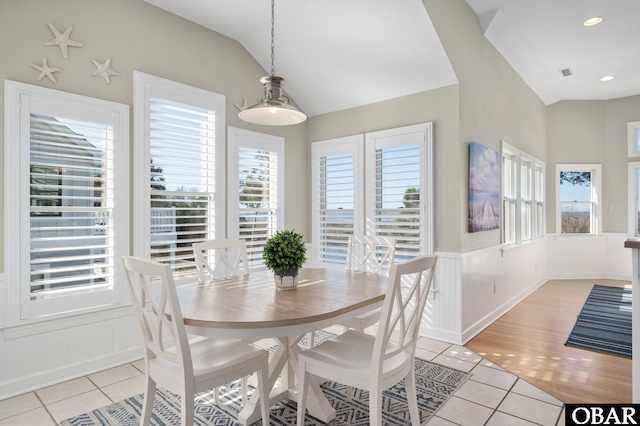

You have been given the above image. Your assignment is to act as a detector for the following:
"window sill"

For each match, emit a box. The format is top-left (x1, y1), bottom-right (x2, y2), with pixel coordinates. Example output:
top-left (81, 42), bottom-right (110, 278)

top-left (2, 304), bottom-right (134, 340)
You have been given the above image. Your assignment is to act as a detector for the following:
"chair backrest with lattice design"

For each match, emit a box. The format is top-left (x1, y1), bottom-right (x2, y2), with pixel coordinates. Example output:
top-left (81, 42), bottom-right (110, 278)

top-left (372, 255), bottom-right (436, 371)
top-left (345, 235), bottom-right (396, 277)
top-left (122, 256), bottom-right (193, 378)
top-left (193, 239), bottom-right (249, 281)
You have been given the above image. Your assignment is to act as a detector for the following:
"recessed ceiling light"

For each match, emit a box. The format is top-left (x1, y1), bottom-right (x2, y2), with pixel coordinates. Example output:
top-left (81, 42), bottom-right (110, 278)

top-left (600, 75), bottom-right (615, 82)
top-left (583, 16), bottom-right (603, 26)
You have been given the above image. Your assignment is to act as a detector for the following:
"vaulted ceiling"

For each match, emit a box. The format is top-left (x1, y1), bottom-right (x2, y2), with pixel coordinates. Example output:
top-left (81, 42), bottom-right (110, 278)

top-left (144, 0), bottom-right (640, 117)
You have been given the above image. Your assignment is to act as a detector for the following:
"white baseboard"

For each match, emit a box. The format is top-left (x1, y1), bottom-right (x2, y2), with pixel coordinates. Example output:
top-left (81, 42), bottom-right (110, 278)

top-left (0, 347), bottom-right (143, 400)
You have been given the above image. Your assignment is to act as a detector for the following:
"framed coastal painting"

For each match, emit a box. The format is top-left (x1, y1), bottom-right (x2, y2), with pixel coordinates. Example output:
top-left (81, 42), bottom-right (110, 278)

top-left (469, 142), bottom-right (500, 233)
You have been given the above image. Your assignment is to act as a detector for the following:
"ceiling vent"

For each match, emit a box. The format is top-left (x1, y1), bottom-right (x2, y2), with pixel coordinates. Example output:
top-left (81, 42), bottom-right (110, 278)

top-left (560, 68), bottom-right (573, 77)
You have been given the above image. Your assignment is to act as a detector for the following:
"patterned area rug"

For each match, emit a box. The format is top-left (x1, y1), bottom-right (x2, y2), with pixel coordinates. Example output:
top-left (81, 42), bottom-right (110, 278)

top-left (61, 346), bottom-right (468, 425)
top-left (565, 284), bottom-right (632, 358)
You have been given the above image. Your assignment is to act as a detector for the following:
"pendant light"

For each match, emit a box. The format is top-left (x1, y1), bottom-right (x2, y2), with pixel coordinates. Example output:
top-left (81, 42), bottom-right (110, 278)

top-left (238, 0), bottom-right (307, 126)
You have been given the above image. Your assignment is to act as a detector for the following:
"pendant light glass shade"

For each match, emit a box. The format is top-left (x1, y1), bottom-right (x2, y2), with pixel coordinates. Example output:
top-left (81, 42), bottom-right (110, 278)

top-left (238, 76), bottom-right (307, 126)
top-left (238, 0), bottom-right (306, 126)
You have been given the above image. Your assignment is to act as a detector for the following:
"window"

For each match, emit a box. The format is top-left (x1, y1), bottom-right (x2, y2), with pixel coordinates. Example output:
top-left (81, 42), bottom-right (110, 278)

top-left (134, 72), bottom-right (225, 280)
top-left (628, 162), bottom-right (640, 235)
top-left (311, 135), bottom-right (364, 267)
top-left (366, 125), bottom-right (433, 260)
top-left (501, 142), bottom-right (517, 244)
top-left (227, 127), bottom-right (284, 269)
top-left (520, 152), bottom-right (533, 242)
top-left (628, 121), bottom-right (640, 158)
top-left (311, 123), bottom-right (433, 267)
top-left (533, 159), bottom-right (545, 238)
top-left (556, 164), bottom-right (601, 235)
top-left (501, 141), bottom-right (545, 244)
top-left (4, 81), bottom-right (129, 324)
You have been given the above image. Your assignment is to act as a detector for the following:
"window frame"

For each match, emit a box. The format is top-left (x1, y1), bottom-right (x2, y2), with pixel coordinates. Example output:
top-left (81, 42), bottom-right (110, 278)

top-left (628, 121), bottom-right (640, 158)
top-left (501, 141), bottom-right (544, 246)
top-left (310, 123), bottom-right (433, 268)
top-left (4, 80), bottom-right (129, 325)
top-left (227, 126), bottom-right (284, 270)
top-left (133, 72), bottom-right (226, 281)
top-left (365, 123), bottom-right (433, 259)
top-left (628, 161), bottom-right (640, 236)
top-left (533, 158), bottom-right (546, 239)
top-left (555, 164), bottom-right (602, 236)
top-left (311, 135), bottom-right (365, 269)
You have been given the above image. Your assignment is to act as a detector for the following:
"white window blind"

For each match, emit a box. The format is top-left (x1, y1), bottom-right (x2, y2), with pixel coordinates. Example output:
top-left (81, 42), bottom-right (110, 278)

top-left (312, 135), bottom-right (364, 269)
top-left (237, 146), bottom-right (279, 267)
top-left (227, 127), bottom-right (284, 270)
top-left (318, 152), bottom-right (356, 265)
top-left (134, 72), bottom-right (225, 281)
top-left (4, 81), bottom-right (129, 324)
top-left (149, 98), bottom-right (217, 277)
top-left (29, 115), bottom-right (115, 301)
top-left (366, 124), bottom-right (432, 261)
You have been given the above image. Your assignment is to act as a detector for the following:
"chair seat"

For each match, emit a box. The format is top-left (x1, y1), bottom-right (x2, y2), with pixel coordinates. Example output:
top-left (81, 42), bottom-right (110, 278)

top-left (298, 330), bottom-right (410, 382)
top-left (150, 338), bottom-right (268, 387)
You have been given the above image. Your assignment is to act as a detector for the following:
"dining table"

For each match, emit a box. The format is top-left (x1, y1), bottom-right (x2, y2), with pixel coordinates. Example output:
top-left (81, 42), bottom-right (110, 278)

top-left (175, 267), bottom-right (388, 425)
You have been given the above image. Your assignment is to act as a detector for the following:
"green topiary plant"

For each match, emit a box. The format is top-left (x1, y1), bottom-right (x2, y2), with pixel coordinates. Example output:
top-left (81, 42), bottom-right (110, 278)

top-left (262, 229), bottom-right (307, 276)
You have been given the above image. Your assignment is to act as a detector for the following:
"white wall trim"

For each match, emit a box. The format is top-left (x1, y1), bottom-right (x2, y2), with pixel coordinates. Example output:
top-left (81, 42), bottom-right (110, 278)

top-left (0, 346), bottom-right (142, 400)
top-left (2, 306), bottom-right (134, 340)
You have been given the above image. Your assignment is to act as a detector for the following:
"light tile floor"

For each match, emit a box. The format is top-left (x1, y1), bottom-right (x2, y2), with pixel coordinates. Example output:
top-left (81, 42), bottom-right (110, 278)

top-left (0, 329), bottom-right (566, 425)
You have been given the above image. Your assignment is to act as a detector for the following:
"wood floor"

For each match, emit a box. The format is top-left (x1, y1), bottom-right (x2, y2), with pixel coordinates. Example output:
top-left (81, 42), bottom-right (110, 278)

top-left (464, 279), bottom-right (632, 404)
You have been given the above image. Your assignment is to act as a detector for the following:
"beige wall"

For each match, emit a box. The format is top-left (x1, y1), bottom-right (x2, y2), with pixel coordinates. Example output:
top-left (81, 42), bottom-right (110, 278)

top-left (0, 0), bottom-right (310, 272)
top-left (547, 96), bottom-right (640, 233)
top-left (307, 85), bottom-right (461, 253)
top-left (426, 0), bottom-right (547, 252)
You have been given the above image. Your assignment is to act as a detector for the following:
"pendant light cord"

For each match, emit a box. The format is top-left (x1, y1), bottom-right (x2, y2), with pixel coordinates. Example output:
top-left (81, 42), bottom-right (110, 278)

top-left (270, 0), bottom-right (276, 76)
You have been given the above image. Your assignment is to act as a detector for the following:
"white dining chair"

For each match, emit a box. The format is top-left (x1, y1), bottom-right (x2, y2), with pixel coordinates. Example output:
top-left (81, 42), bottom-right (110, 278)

top-left (122, 256), bottom-right (270, 426)
top-left (192, 239), bottom-right (253, 405)
top-left (296, 255), bottom-right (437, 426)
top-left (193, 239), bottom-right (249, 282)
top-left (338, 235), bottom-right (396, 332)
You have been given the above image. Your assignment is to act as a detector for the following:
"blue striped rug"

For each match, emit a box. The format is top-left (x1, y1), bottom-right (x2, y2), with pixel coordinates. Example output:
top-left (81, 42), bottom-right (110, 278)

top-left (565, 284), bottom-right (632, 358)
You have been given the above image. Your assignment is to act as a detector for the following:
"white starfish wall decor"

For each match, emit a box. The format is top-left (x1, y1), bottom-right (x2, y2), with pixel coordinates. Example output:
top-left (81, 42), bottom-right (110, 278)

top-left (30, 57), bottom-right (61, 83)
top-left (44, 23), bottom-right (83, 59)
top-left (92, 58), bottom-right (119, 83)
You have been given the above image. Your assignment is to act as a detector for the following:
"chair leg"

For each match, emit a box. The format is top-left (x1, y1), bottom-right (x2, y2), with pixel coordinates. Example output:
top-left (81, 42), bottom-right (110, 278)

top-left (369, 383), bottom-right (383, 426)
top-left (181, 386), bottom-right (195, 426)
top-left (257, 359), bottom-right (270, 425)
top-left (405, 368), bottom-right (420, 426)
top-left (141, 376), bottom-right (156, 426)
top-left (214, 386), bottom-right (220, 405)
top-left (241, 376), bottom-right (248, 405)
top-left (296, 361), bottom-right (310, 426)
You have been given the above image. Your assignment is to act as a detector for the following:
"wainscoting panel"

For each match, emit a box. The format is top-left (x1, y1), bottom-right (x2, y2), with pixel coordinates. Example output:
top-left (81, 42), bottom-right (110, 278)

top-left (0, 309), bottom-right (142, 400)
top-left (547, 233), bottom-right (631, 280)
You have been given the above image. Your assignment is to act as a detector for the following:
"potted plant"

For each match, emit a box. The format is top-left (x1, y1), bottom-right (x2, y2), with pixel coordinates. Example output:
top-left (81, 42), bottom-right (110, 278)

top-left (262, 229), bottom-right (307, 290)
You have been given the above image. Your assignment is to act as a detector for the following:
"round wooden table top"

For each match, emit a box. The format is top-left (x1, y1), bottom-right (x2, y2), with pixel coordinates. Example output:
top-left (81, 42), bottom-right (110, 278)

top-left (176, 268), bottom-right (387, 330)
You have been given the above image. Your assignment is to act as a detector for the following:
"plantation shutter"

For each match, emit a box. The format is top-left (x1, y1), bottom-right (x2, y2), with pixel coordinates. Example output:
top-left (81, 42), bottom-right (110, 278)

top-left (6, 82), bottom-right (129, 323)
top-left (318, 152), bottom-right (357, 265)
top-left (237, 146), bottom-right (280, 267)
top-left (148, 97), bottom-right (217, 278)
top-left (29, 114), bottom-right (115, 302)
top-left (312, 136), bottom-right (364, 268)
top-left (366, 124), bottom-right (432, 261)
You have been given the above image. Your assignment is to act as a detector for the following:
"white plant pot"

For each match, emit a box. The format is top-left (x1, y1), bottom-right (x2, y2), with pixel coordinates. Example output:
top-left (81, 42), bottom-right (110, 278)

top-left (274, 270), bottom-right (298, 290)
